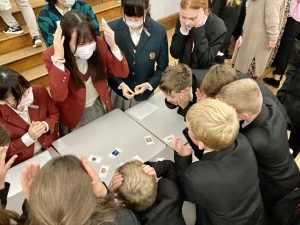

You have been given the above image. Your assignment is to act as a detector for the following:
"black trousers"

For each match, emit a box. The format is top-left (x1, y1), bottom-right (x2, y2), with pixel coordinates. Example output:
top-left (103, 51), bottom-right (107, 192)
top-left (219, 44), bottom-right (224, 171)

top-left (273, 17), bottom-right (300, 75)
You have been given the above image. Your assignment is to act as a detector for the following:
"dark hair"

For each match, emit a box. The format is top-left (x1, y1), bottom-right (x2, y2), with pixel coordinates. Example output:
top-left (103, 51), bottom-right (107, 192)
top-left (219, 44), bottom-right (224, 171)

top-left (45, 0), bottom-right (58, 4)
top-left (0, 66), bottom-right (30, 107)
top-left (121, 0), bottom-right (149, 17)
top-left (60, 11), bottom-right (106, 89)
top-left (0, 125), bottom-right (10, 146)
top-left (0, 208), bottom-right (23, 225)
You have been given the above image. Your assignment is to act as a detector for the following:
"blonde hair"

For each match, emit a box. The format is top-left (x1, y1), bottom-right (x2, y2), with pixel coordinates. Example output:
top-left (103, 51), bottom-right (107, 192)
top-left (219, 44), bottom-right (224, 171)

top-left (159, 64), bottom-right (193, 95)
top-left (219, 79), bottom-right (263, 115)
top-left (116, 160), bottom-right (157, 212)
top-left (200, 64), bottom-right (238, 97)
top-left (186, 99), bottom-right (239, 150)
top-left (226, 0), bottom-right (241, 6)
top-left (180, 0), bottom-right (209, 10)
top-left (27, 155), bottom-right (117, 225)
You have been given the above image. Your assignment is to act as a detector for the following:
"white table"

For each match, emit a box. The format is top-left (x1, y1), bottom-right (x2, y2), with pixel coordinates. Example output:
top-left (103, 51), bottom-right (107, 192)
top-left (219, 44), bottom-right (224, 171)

top-left (6, 147), bottom-right (59, 214)
top-left (126, 92), bottom-right (187, 159)
top-left (52, 109), bottom-right (166, 183)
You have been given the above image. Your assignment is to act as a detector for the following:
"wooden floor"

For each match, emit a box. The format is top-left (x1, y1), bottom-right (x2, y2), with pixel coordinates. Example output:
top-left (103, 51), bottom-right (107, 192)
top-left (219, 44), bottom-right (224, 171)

top-left (166, 28), bottom-right (300, 168)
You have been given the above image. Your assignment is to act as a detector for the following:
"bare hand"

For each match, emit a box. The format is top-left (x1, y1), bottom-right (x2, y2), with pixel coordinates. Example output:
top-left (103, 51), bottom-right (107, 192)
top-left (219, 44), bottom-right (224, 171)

top-left (101, 21), bottom-right (118, 52)
top-left (194, 8), bottom-right (206, 28)
top-left (81, 156), bottom-right (107, 198)
top-left (141, 164), bottom-right (157, 178)
top-left (178, 93), bottom-right (190, 109)
top-left (0, 146), bottom-right (17, 189)
top-left (20, 163), bottom-right (40, 200)
top-left (170, 137), bottom-right (193, 157)
top-left (268, 39), bottom-right (277, 49)
top-left (108, 172), bottom-right (123, 193)
top-left (53, 25), bottom-right (65, 59)
top-left (28, 121), bottom-right (45, 140)
top-left (235, 36), bottom-right (243, 48)
top-left (121, 83), bottom-right (135, 99)
top-left (134, 83), bottom-right (150, 95)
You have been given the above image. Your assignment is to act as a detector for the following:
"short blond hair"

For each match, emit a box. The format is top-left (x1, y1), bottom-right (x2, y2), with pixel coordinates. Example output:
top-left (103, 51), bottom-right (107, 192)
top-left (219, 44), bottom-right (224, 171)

top-left (186, 99), bottom-right (239, 150)
top-left (116, 160), bottom-right (157, 212)
top-left (159, 64), bottom-right (193, 95)
top-left (200, 64), bottom-right (238, 97)
top-left (219, 79), bottom-right (263, 115)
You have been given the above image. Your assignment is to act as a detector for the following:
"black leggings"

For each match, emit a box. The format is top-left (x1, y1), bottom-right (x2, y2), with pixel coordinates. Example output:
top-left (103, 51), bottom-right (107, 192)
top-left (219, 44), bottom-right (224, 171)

top-left (273, 17), bottom-right (300, 75)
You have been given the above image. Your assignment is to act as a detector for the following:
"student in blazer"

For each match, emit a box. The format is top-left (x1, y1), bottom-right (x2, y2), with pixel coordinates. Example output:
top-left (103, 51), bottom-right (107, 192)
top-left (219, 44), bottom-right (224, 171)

top-left (0, 67), bottom-right (59, 165)
top-left (42, 11), bottom-right (128, 134)
top-left (108, 0), bottom-right (168, 109)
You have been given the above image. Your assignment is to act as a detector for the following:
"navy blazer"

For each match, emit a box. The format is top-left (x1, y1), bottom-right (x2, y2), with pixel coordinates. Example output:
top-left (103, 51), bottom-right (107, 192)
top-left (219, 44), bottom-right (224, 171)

top-left (108, 17), bottom-right (169, 101)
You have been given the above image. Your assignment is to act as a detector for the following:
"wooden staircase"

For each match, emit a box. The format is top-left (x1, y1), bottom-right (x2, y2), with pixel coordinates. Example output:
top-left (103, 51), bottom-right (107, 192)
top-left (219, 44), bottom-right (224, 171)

top-left (0, 0), bottom-right (123, 86)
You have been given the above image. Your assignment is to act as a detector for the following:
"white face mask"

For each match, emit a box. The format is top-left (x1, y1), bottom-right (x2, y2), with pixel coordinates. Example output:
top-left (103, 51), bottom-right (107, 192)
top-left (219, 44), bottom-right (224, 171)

top-left (17, 87), bottom-right (34, 110)
top-left (74, 42), bottom-right (97, 60)
top-left (59, 0), bottom-right (75, 8)
top-left (123, 17), bottom-right (144, 28)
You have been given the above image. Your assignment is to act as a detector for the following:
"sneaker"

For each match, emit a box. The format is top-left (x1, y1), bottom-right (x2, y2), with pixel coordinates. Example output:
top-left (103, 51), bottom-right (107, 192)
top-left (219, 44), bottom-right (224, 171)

top-left (263, 77), bottom-right (280, 88)
top-left (3, 25), bottom-right (24, 35)
top-left (32, 36), bottom-right (42, 48)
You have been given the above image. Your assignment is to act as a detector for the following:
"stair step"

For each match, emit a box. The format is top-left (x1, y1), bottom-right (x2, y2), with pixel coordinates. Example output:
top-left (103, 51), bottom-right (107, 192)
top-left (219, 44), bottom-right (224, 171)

top-left (21, 64), bottom-right (49, 86)
top-left (0, 0), bottom-right (117, 30)
top-left (0, 25), bottom-right (33, 55)
top-left (0, 45), bottom-right (46, 72)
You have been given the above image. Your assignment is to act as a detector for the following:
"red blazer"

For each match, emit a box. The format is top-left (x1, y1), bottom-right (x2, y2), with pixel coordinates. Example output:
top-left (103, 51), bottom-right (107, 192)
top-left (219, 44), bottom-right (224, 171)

top-left (43, 35), bottom-right (129, 129)
top-left (0, 85), bottom-right (59, 165)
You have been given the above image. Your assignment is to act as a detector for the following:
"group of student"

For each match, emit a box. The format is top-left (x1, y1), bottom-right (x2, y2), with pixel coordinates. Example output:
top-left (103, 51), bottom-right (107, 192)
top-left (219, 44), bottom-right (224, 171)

top-left (0, 0), bottom-right (299, 224)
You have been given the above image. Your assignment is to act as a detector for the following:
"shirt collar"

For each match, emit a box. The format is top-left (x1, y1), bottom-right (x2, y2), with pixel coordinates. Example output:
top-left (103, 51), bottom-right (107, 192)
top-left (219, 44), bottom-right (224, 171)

top-left (7, 104), bottom-right (29, 115)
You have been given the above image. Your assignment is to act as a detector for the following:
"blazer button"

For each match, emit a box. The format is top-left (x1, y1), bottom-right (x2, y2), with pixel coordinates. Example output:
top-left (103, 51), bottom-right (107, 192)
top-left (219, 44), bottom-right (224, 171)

top-left (132, 72), bottom-right (135, 75)
top-left (106, 101), bottom-right (109, 104)
top-left (42, 142), bottom-right (46, 146)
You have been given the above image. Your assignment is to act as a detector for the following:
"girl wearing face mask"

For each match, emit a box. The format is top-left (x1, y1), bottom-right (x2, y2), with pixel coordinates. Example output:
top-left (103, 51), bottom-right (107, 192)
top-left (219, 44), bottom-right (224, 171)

top-left (0, 66), bottom-right (59, 165)
top-left (38, 0), bottom-right (100, 47)
top-left (108, 0), bottom-right (168, 110)
top-left (43, 11), bottom-right (129, 135)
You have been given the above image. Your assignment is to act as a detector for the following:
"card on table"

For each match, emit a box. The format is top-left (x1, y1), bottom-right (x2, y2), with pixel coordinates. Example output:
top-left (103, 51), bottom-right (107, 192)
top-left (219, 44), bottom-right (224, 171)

top-left (164, 134), bottom-right (175, 144)
top-left (144, 135), bottom-right (154, 145)
top-left (88, 155), bottom-right (102, 164)
top-left (99, 165), bottom-right (109, 178)
top-left (109, 147), bottom-right (123, 159)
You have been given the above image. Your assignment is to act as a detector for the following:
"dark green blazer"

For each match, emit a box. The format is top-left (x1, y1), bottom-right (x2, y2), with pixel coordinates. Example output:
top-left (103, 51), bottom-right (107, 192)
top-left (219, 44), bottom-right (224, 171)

top-left (108, 17), bottom-right (168, 101)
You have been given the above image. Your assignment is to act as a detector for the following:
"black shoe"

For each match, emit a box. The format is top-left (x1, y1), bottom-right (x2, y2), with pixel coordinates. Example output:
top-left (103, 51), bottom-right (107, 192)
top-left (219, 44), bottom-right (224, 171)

top-left (3, 25), bottom-right (24, 35)
top-left (32, 36), bottom-right (42, 48)
top-left (263, 77), bottom-right (280, 88)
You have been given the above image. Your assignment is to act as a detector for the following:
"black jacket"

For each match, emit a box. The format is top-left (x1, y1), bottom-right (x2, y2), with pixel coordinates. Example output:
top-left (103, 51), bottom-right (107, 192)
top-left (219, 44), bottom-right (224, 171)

top-left (241, 97), bottom-right (300, 212)
top-left (137, 160), bottom-right (185, 225)
top-left (175, 134), bottom-right (265, 225)
top-left (170, 12), bottom-right (227, 69)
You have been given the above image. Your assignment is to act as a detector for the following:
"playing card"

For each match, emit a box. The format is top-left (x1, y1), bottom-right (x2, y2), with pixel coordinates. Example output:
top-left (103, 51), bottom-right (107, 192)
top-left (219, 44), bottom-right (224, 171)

top-left (131, 155), bottom-right (144, 162)
top-left (164, 134), bottom-right (175, 144)
top-left (144, 135), bottom-right (154, 145)
top-left (88, 155), bottom-right (102, 164)
top-left (109, 147), bottom-right (123, 158)
top-left (99, 165), bottom-right (109, 178)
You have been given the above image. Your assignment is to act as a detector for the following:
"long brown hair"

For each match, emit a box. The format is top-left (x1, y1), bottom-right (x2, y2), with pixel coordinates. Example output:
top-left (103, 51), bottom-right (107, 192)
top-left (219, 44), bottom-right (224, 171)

top-left (60, 11), bottom-right (106, 89)
top-left (0, 208), bottom-right (23, 225)
top-left (27, 155), bottom-right (118, 225)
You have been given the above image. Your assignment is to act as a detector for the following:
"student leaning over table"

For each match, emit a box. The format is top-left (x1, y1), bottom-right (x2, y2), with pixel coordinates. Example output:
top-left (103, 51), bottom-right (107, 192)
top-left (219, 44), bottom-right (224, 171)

top-left (42, 10), bottom-right (129, 136)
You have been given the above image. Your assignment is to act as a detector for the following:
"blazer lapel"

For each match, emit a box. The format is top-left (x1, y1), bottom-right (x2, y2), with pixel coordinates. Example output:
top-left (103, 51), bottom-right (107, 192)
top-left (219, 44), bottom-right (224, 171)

top-left (135, 18), bottom-right (152, 57)
top-left (0, 105), bottom-right (29, 130)
top-left (28, 104), bottom-right (40, 123)
top-left (120, 21), bottom-right (135, 60)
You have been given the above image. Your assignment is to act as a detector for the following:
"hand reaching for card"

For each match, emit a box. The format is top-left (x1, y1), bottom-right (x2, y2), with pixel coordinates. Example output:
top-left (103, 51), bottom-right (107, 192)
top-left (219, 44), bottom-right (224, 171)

top-left (170, 137), bottom-right (193, 157)
top-left (20, 163), bottom-right (40, 200)
top-left (81, 156), bottom-right (107, 198)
